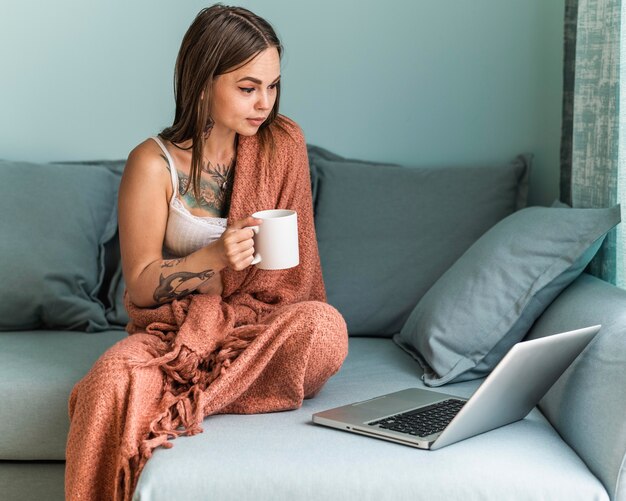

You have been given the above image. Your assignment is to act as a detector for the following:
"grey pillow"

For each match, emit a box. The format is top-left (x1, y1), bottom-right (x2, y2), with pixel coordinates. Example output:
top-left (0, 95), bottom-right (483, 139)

top-left (393, 205), bottom-right (621, 386)
top-left (0, 160), bottom-right (119, 331)
top-left (313, 154), bottom-right (531, 336)
top-left (307, 144), bottom-right (398, 215)
top-left (55, 159), bottom-right (128, 328)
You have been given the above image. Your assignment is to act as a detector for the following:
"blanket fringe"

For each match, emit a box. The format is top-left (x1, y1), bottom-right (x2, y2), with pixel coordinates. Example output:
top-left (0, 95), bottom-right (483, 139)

top-left (121, 326), bottom-right (260, 494)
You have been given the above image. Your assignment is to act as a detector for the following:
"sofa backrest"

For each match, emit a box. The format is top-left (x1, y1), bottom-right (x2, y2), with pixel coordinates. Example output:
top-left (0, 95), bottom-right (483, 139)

top-left (308, 146), bottom-right (530, 337)
top-left (0, 149), bottom-right (530, 334)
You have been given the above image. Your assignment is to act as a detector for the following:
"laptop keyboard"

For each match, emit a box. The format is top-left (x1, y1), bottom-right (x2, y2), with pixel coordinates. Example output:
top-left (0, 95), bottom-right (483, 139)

top-left (368, 398), bottom-right (466, 438)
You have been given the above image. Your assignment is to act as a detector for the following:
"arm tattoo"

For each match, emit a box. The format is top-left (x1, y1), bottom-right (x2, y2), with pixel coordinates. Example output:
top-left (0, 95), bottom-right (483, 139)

top-left (153, 269), bottom-right (215, 304)
top-left (161, 258), bottom-right (186, 268)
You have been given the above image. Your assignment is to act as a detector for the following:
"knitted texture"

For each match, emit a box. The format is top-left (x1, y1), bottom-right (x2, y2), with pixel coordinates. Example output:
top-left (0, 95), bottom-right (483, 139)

top-left (65, 116), bottom-right (349, 500)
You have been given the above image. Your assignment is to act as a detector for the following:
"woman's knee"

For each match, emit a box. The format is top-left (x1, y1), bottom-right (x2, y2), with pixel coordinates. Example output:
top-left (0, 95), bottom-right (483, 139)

top-left (70, 334), bottom-right (158, 415)
top-left (302, 301), bottom-right (348, 349)
top-left (86, 335), bottom-right (154, 381)
top-left (298, 302), bottom-right (348, 395)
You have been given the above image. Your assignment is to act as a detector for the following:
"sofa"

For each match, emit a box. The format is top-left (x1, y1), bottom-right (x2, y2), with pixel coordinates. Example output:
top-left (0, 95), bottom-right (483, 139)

top-left (1, 144), bottom-right (625, 501)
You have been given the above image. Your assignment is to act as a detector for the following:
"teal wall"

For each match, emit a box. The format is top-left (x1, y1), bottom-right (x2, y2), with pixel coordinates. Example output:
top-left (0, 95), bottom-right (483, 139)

top-left (0, 0), bottom-right (564, 206)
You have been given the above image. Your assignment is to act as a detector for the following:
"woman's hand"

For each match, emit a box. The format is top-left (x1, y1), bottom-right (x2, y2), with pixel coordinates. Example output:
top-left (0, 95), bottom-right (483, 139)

top-left (215, 216), bottom-right (263, 271)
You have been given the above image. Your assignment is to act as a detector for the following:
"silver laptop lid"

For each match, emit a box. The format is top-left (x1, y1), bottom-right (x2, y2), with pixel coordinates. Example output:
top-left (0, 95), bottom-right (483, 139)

top-left (431, 324), bottom-right (600, 449)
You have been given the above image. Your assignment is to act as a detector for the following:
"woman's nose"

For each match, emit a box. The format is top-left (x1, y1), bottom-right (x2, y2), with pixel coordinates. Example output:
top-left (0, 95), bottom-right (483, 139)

top-left (256, 91), bottom-right (271, 110)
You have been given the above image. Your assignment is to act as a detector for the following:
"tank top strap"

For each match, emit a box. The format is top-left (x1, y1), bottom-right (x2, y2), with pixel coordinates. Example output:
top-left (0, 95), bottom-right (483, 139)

top-left (150, 136), bottom-right (179, 203)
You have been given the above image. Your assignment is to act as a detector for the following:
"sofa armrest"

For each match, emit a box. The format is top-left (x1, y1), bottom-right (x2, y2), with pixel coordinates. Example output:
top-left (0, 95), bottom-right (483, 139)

top-left (525, 273), bottom-right (626, 500)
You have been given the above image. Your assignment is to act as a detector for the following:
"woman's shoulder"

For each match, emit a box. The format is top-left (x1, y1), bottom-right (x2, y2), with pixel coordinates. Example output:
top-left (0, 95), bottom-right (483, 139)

top-left (125, 137), bottom-right (171, 177)
top-left (269, 114), bottom-right (306, 146)
top-left (121, 138), bottom-right (172, 197)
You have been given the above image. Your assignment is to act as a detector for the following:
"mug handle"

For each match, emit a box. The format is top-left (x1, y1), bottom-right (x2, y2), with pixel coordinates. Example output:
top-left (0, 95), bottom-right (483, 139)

top-left (249, 225), bottom-right (261, 265)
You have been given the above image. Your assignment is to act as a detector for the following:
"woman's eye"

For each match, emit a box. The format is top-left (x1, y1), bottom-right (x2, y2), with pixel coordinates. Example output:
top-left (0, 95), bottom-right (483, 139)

top-left (240, 87), bottom-right (254, 94)
top-left (269, 83), bottom-right (278, 90)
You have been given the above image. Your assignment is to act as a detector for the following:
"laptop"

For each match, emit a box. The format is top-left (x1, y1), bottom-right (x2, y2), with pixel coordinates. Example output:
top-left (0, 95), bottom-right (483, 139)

top-left (312, 325), bottom-right (600, 450)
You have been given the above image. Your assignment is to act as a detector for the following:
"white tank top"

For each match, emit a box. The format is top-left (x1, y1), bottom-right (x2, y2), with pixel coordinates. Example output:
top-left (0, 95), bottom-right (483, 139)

top-left (150, 136), bottom-right (228, 258)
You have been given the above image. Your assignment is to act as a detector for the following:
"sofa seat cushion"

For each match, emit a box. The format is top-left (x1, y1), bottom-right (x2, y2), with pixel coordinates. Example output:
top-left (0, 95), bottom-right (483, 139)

top-left (134, 338), bottom-right (608, 501)
top-left (0, 330), bottom-right (127, 459)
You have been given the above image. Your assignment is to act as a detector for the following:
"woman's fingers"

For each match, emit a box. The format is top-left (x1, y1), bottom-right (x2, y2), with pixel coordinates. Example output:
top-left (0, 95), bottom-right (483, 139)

top-left (223, 231), bottom-right (254, 254)
top-left (228, 246), bottom-right (256, 271)
top-left (221, 216), bottom-right (262, 270)
top-left (223, 217), bottom-right (262, 244)
top-left (230, 216), bottom-right (263, 231)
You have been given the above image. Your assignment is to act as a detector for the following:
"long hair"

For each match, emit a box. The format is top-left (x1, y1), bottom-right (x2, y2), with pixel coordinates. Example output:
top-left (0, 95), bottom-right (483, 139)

top-left (160, 4), bottom-right (284, 201)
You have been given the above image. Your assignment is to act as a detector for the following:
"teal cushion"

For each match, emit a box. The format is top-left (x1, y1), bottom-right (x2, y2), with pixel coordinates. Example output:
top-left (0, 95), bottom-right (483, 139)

top-left (0, 160), bottom-right (120, 331)
top-left (394, 205), bottom-right (621, 386)
top-left (313, 154), bottom-right (530, 336)
top-left (307, 144), bottom-right (398, 208)
top-left (525, 273), bottom-right (626, 501)
top-left (52, 159), bottom-right (127, 326)
top-left (134, 338), bottom-right (607, 501)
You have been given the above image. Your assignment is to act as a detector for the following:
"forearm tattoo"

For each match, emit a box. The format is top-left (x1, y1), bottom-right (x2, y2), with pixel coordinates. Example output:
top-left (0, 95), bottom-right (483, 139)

top-left (153, 265), bottom-right (215, 304)
top-left (161, 257), bottom-right (185, 268)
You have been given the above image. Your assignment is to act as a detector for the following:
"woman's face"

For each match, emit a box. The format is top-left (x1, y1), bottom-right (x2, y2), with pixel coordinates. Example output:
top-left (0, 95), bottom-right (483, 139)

top-left (210, 47), bottom-right (281, 137)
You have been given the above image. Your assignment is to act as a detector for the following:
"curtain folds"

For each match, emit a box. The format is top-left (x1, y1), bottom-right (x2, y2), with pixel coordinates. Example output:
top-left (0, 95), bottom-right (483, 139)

top-left (560, 0), bottom-right (623, 285)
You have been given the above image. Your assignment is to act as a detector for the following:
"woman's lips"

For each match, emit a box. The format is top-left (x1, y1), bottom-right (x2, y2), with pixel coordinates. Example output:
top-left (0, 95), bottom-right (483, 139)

top-left (247, 117), bottom-right (265, 126)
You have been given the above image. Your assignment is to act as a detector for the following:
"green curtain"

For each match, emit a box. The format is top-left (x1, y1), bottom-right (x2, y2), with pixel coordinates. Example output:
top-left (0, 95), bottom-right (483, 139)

top-left (560, 0), bottom-right (624, 286)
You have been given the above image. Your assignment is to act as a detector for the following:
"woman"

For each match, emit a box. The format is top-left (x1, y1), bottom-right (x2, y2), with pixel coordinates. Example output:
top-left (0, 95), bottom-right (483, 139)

top-left (65, 5), bottom-right (348, 500)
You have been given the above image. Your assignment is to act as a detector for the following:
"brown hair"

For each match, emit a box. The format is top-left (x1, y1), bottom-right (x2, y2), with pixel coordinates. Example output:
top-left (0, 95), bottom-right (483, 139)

top-left (160, 4), bottom-right (284, 201)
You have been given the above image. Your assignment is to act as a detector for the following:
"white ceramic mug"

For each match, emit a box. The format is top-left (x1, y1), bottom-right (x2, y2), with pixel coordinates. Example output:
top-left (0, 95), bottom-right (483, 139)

top-left (250, 209), bottom-right (299, 270)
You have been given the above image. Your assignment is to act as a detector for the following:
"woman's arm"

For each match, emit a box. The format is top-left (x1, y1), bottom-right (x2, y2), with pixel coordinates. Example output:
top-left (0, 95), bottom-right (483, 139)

top-left (118, 141), bottom-right (261, 307)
